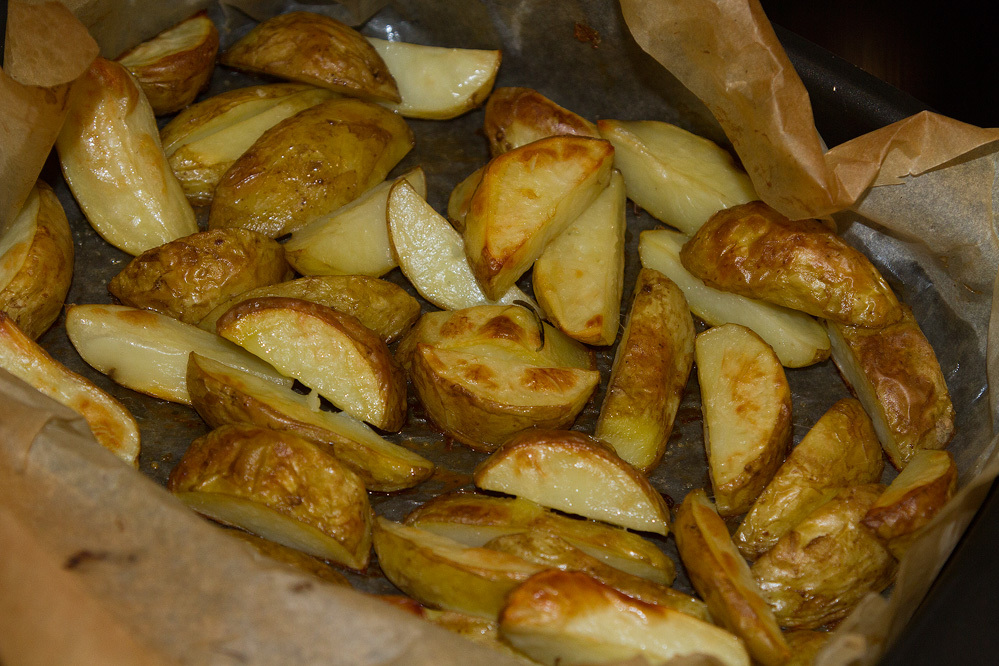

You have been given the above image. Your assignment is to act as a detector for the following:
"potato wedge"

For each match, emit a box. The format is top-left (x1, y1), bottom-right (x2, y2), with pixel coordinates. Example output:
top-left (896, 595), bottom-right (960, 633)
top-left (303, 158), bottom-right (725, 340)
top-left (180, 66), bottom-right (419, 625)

top-left (220, 11), bottom-right (399, 102)
top-left (0, 312), bottom-right (139, 466)
top-left (595, 268), bottom-right (694, 471)
top-left (735, 398), bottom-right (884, 560)
top-left (445, 166), bottom-right (483, 233)
top-left (0, 181), bottom-right (74, 340)
top-left (597, 119), bottom-right (757, 235)
top-left (209, 98), bottom-right (413, 238)
top-left (463, 135), bottom-right (615, 300)
top-left (640, 228), bottom-right (830, 368)
top-left (216, 297), bottom-right (406, 431)
top-left (483, 87), bottom-right (599, 157)
top-left (680, 201), bottom-right (903, 328)
top-left (168, 423), bottom-right (372, 570)
top-left (752, 484), bottom-right (895, 629)
top-left (108, 229), bottom-right (291, 324)
top-left (56, 57), bottom-right (197, 255)
top-left (696, 324), bottom-right (792, 516)
top-left (825, 306), bottom-right (955, 469)
top-left (474, 429), bottom-right (671, 535)
top-left (372, 517), bottom-right (543, 619)
top-left (226, 529), bottom-right (352, 587)
top-left (116, 11), bottom-right (218, 115)
top-left (499, 570), bottom-right (750, 666)
top-left (65, 304), bottom-right (291, 405)
top-left (784, 630), bottom-right (829, 666)
top-left (533, 170), bottom-right (626, 346)
top-left (674, 489), bottom-right (791, 666)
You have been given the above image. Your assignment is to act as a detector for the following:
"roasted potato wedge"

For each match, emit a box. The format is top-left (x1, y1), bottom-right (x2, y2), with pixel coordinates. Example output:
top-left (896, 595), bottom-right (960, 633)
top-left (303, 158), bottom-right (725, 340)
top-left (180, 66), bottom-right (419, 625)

top-left (226, 529), bottom-right (352, 587)
top-left (445, 166), bottom-right (483, 233)
top-left (499, 570), bottom-right (750, 666)
top-left (696, 324), bottom-right (792, 516)
top-left (751, 484), bottom-right (895, 630)
top-left (680, 201), bottom-right (903, 328)
top-left (216, 297), bottom-right (406, 431)
top-left (220, 11), bottom-right (399, 102)
top-left (735, 398), bottom-right (884, 560)
top-left (168, 423), bottom-right (372, 570)
top-left (187, 353), bottom-right (433, 492)
top-left (209, 98), bottom-right (413, 238)
top-left (0, 312), bottom-right (139, 466)
top-left (65, 304), bottom-right (291, 405)
top-left (533, 170), bottom-right (626, 346)
top-left (474, 429), bottom-right (671, 535)
top-left (116, 11), bottom-right (218, 115)
top-left (56, 57), bottom-right (197, 255)
top-left (594, 268), bottom-right (694, 472)
top-left (597, 119), bottom-right (757, 235)
top-left (463, 135), bottom-right (615, 300)
top-left (674, 489), bottom-right (791, 666)
top-left (784, 630), bottom-right (829, 666)
top-left (108, 229), bottom-right (291, 324)
top-left (483, 87), bottom-right (599, 157)
top-left (0, 181), bottom-right (74, 340)
top-left (825, 306), bottom-right (955, 469)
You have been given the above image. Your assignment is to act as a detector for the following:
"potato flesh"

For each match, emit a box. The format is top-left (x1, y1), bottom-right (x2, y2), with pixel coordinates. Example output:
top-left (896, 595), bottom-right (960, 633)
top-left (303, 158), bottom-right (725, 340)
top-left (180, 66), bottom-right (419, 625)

top-left (446, 166), bottom-right (484, 232)
top-left (483, 87), bottom-right (600, 157)
top-left (226, 529), bottom-right (352, 587)
top-left (0, 189), bottom-right (36, 292)
top-left (117, 13), bottom-right (215, 67)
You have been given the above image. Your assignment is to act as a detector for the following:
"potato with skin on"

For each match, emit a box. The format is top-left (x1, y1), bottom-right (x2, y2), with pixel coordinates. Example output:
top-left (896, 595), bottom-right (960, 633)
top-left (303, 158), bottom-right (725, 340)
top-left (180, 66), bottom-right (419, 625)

top-left (680, 201), bottom-right (903, 328)
top-left (168, 423), bottom-right (372, 570)
top-left (220, 11), bottom-right (400, 102)
top-left (674, 489), bottom-right (791, 666)
top-left (595, 268), bottom-right (694, 471)
top-left (226, 529), bottom-right (352, 587)
top-left (735, 398), bottom-right (884, 561)
top-left (696, 324), bottom-right (792, 517)
top-left (483, 87), bottom-right (600, 157)
top-left (784, 630), bottom-right (829, 666)
top-left (446, 166), bottom-right (483, 233)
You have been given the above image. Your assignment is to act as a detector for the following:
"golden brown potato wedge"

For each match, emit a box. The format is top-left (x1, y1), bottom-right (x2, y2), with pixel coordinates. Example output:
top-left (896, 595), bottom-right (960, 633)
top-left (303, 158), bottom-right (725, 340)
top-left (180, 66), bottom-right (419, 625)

top-left (209, 98), bottom-right (413, 238)
top-left (674, 489), bottom-right (791, 666)
top-left (784, 630), bottom-right (829, 666)
top-left (445, 166), bottom-right (483, 233)
top-left (168, 423), bottom-right (372, 570)
top-left (735, 398), bottom-right (884, 560)
top-left (483, 87), bottom-right (599, 157)
top-left (533, 170), bottom-right (626, 346)
top-left (825, 306), bottom-right (955, 469)
top-left (696, 324), bottom-right (792, 516)
top-left (216, 297), bottom-right (406, 431)
top-left (0, 181), bottom-right (74, 340)
top-left (187, 353), bottom-right (433, 492)
top-left (225, 529), bottom-right (352, 587)
top-left (594, 268), bottom-right (694, 472)
top-left (463, 135), bottom-right (615, 300)
top-left (56, 57), bottom-right (197, 255)
top-left (751, 484), bottom-right (895, 630)
top-left (108, 229), bottom-right (291, 324)
top-left (0, 312), bottom-right (140, 466)
top-left (498, 570), bottom-right (751, 666)
top-left (474, 429), bottom-right (671, 535)
top-left (220, 11), bottom-right (399, 102)
top-left (680, 201), bottom-right (903, 328)
top-left (116, 11), bottom-right (219, 115)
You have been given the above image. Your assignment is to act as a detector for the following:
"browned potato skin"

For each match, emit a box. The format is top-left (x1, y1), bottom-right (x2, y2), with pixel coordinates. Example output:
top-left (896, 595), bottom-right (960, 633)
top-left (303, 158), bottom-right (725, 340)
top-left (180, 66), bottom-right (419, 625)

top-left (226, 529), bottom-right (352, 587)
top-left (220, 11), bottom-right (400, 102)
top-left (0, 182), bottom-right (74, 340)
top-left (680, 201), bottom-right (902, 328)
top-left (751, 484), bottom-right (895, 630)
top-left (108, 229), bottom-right (292, 324)
top-left (483, 87), bottom-right (599, 157)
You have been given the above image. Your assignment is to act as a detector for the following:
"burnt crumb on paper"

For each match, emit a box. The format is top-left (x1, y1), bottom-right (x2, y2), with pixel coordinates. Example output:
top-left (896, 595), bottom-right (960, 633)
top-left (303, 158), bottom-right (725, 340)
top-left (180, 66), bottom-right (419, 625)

top-left (574, 22), bottom-right (601, 48)
top-left (290, 580), bottom-right (315, 594)
top-left (64, 549), bottom-right (141, 570)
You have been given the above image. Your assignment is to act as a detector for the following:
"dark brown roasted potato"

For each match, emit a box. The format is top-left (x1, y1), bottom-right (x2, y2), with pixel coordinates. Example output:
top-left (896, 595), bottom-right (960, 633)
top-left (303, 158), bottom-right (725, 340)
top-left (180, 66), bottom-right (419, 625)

top-left (483, 87), bottom-right (599, 157)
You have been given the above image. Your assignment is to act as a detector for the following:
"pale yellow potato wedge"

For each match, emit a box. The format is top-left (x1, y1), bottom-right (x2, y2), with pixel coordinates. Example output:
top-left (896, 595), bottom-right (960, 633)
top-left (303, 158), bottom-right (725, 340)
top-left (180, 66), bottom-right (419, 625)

top-left (674, 489), bottom-right (791, 666)
top-left (372, 517), bottom-right (543, 619)
top-left (474, 429), bottom-right (671, 535)
top-left (0, 313), bottom-right (139, 466)
top-left (168, 424), bottom-right (372, 570)
top-left (116, 11), bottom-right (218, 115)
top-left (446, 166), bottom-right (483, 232)
top-left (596, 118), bottom-right (757, 235)
top-left (56, 57), bottom-right (197, 255)
top-left (226, 529), bottom-right (352, 587)
top-left (595, 268), bottom-right (694, 472)
top-left (640, 228), bottom-right (830, 367)
top-left (284, 168), bottom-right (426, 278)
top-left (216, 297), bottom-right (406, 431)
top-left (65, 304), bottom-right (291, 405)
top-left (696, 324), bottom-right (792, 516)
top-left (499, 570), bottom-right (750, 666)
top-left (735, 398), bottom-right (884, 560)
top-left (463, 135), bottom-right (615, 300)
top-left (367, 38), bottom-right (500, 119)
top-left (187, 353), bottom-right (433, 492)
top-left (533, 170), bottom-right (626, 346)
top-left (483, 87), bottom-right (599, 157)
